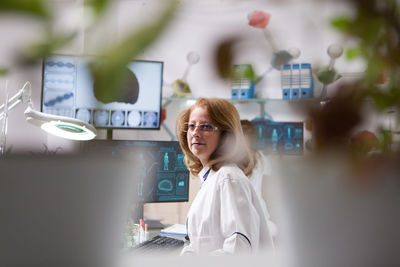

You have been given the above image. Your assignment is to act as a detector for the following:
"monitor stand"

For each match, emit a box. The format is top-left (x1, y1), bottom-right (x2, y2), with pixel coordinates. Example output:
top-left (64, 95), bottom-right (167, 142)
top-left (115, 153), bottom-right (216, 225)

top-left (107, 129), bottom-right (113, 140)
top-left (130, 203), bottom-right (165, 229)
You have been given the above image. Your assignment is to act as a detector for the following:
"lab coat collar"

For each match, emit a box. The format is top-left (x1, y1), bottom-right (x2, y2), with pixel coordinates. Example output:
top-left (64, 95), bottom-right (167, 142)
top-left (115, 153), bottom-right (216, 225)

top-left (198, 166), bottom-right (212, 188)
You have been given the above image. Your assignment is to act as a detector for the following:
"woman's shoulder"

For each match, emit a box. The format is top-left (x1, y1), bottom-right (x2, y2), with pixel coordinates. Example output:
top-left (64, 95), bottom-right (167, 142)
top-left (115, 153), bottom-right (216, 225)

top-left (215, 164), bottom-right (248, 182)
top-left (217, 163), bottom-right (241, 172)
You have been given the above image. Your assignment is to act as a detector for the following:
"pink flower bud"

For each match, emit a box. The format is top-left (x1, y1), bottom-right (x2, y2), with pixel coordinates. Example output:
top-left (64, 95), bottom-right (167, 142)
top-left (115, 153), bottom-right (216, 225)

top-left (248, 10), bottom-right (271, 29)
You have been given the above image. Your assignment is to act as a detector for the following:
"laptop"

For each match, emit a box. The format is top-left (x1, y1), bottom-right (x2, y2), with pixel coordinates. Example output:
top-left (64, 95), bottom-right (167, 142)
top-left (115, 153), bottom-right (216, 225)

top-left (0, 155), bottom-right (138, 267)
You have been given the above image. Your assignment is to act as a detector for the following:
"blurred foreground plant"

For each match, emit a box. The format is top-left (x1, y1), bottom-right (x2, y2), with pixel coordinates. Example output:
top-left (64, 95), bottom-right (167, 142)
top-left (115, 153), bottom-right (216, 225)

top-left (0, 0), bottom-right (178, 100)
top-left (303, 0), bottom-right (400, 159)
top-left (0, 0), bottom-right (110, 65)
top-left (326, 0), bottom-right (400, 154)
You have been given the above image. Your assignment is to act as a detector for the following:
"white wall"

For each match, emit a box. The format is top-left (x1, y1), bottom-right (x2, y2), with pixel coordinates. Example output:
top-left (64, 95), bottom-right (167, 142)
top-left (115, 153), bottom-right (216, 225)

top-left (0, 0), bottom-right (366, 154)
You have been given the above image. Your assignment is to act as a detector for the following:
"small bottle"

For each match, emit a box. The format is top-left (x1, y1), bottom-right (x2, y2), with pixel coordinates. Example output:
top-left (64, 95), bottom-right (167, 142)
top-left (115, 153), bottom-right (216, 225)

top-left (144, 223), bottom-right (149, 241)
top-left (139, 219), bottom-right (145, 243)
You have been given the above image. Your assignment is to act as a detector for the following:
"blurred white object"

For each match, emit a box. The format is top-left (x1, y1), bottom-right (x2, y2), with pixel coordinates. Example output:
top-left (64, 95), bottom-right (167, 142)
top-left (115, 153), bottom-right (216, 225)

top-left (327, 43), bottom-right (343, 70)
top-left (288, 47), bottom-right (301, 60)
top-left (272, 155), bottom-right (400, 266)
top-left (0, 155), bottom-right (137, 267)
top-left (187, 51), bottom-right (200, 65)
top-left (319, 44), bottom-right (344, 100)
top-left (249, 152), bottom-right (278, 238)
top-left (182, 51), bottom-right (200, 81)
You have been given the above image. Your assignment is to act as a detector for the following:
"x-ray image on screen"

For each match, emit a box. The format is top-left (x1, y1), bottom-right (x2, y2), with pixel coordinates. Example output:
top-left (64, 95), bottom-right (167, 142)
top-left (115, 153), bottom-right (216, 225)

top-left (84, 140), bottom-right (189, 203)
top-left (41, 55), bottom-right (163, 129)
top-left (251, 118), bottom-right (304, 155)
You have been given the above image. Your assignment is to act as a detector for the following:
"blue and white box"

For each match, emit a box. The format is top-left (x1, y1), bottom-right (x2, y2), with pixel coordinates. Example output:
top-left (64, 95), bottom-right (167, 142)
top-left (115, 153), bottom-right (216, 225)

top-left (281, 63), bottom-right (314, 99)
top-left (231, 64), bottom-right (255, 100)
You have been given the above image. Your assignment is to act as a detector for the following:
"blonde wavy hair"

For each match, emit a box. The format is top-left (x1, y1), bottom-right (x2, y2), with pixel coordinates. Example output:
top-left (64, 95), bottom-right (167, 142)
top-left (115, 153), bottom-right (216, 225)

top-left (176, 98), bottom-right (255, 177)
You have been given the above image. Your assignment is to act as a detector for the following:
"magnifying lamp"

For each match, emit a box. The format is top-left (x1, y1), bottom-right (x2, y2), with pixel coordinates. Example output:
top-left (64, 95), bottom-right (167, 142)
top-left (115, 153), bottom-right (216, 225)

top-left (0, 81), bottom-right (97, 141)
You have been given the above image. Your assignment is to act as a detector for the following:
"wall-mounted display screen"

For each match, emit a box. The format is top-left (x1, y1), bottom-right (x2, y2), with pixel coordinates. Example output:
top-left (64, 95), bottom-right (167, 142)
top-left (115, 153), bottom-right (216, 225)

top-left (84, 140), bottom-right (189, 203)
top-left (41, 55), bottom-right (163, 129)
top-left (251, 119), bottom-right (304, 155)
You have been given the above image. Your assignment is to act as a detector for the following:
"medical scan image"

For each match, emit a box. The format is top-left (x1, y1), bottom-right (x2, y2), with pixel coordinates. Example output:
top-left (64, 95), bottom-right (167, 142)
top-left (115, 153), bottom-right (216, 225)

top-left (84, 140), bottom-right (189, 203)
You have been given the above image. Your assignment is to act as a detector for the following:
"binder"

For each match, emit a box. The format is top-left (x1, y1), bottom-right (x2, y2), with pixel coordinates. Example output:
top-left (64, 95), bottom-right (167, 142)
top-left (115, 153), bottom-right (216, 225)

top-left (281, 63), bottom-right (314, 99)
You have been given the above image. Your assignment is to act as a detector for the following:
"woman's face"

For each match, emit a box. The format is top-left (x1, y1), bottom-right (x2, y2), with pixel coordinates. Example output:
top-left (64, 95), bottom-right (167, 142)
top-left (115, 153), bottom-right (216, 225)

top-left (186, 106), bottom-right (221, 166)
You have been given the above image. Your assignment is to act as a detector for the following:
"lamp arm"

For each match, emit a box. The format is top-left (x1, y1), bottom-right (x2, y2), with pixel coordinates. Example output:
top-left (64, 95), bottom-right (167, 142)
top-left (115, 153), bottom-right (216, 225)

top-left (0, 99), bottom-right (23, 120)
top-left (0, 81), bottom-right (32, 120)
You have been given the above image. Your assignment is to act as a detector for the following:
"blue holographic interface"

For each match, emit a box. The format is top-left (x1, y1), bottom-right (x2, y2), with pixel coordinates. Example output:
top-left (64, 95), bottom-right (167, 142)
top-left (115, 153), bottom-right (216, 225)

top-left (86, 140), bottom-right (189, 203)
top-left (251, 119), bottom-right (304, 155)
top-left (41, 55), bottom-right (163, 130)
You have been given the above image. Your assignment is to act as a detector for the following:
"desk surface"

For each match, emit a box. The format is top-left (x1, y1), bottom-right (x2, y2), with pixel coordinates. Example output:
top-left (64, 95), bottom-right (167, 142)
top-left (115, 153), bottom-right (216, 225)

top-left (124, 226), bottom-right (187, 255)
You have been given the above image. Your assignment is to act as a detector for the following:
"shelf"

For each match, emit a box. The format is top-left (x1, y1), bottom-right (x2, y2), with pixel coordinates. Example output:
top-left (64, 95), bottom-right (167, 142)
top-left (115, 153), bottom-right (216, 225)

top-left (162, 97), bottom-right (317, 120)
top-left (162, 96), bottom-right (315, 103)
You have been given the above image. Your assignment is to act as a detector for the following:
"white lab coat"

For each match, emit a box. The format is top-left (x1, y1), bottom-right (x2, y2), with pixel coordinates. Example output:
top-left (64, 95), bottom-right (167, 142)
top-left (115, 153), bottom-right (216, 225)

top-left (181, 164), bottom-right (274, 255)
top-left (249, 152), bottom-right (278, 237)
top-left (249, 151), bottom-right (269, 199)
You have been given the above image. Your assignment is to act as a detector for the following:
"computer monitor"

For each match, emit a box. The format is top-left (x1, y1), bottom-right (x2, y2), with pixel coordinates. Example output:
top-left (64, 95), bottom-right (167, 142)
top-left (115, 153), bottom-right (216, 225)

top-left (84, 140), bottom-right (190, 223)
top-left (251, 118), bottom-right (304, 155)
top-left (41, 55), bottom-right (163, 129)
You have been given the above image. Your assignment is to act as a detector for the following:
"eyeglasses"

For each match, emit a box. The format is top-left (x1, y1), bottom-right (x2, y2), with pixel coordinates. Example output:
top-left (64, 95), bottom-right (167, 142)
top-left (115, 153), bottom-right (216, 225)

top-left (182, 122), bottom-right (219, 133)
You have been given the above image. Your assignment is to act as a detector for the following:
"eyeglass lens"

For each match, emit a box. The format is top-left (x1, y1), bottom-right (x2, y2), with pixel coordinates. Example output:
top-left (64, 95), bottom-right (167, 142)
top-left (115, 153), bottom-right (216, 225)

top-left (184, 123), bottom-right (216, 132)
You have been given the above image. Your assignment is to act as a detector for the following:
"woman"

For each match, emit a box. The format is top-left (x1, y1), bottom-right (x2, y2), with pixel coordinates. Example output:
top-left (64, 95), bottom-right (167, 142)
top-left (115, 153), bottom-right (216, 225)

top-left (176, 98), bottom-right (274, 255)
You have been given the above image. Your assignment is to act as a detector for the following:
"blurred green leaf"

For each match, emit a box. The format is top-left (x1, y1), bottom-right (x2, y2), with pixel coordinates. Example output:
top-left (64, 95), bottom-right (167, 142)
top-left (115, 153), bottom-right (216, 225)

top-left (389, 85), bottom-right (400, 107)
top-left (231, 64), bottom-right (255, 81)
top-left (356, 17), bottom-right (383, 43)
top-left (365, 57), bottom-right (387, 85)
top-left (85, 0), bottom-right (110, 18)
top-left (317, 67), bottom-right (342, 84)
top-left (330, 16), bottom-right (352, 32)
top-left (370, 90), bottom-right (394, 111)
top-left (379, 127), bottom-right (393, 152)
top-left (346, 48), bottom-right (360, 60)
top-left (0, 67), bottom-right (8, 76)
top-left (172, 79), bottom-right (191, 97)
top-left (90, 0), bottom-right (178, 100)
top-left (0, 0), bottom-right (50, 20)
top-left (20, 32), bottom-right (77, 64)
